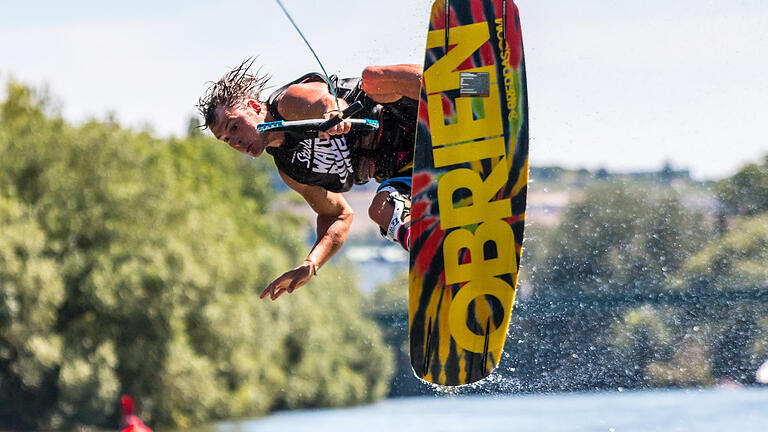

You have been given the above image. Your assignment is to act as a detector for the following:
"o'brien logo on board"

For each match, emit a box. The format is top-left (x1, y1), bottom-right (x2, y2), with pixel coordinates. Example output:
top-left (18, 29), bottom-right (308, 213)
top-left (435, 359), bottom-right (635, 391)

top-left (424, 22), bottom-right (517, 355)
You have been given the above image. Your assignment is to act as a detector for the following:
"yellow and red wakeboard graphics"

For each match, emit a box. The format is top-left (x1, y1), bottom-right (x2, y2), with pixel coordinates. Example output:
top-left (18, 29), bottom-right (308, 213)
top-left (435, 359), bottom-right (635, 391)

top-left (409, 0), bottom-right (528, 386)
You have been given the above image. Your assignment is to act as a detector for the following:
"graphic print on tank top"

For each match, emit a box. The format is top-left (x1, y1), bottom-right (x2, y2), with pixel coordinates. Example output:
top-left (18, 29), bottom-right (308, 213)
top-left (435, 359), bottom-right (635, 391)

top-left (292, 136), bottom-right (354, 186)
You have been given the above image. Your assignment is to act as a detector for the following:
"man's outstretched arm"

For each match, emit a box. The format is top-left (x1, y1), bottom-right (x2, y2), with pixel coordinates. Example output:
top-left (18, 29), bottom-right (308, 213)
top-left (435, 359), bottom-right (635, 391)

top-left (260, 170), bottom-right (353, 301)
top-left (361, 64), bottom-right (423, 103)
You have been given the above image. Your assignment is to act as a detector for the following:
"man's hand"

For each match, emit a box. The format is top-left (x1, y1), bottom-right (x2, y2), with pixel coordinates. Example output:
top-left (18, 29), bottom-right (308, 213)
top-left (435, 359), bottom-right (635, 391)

top-left (278, 81), bottom-right (351, 139)
top-left (260, 261), bottom-right (315, 301)
top-left (318, 106), bottom-right (351, 139)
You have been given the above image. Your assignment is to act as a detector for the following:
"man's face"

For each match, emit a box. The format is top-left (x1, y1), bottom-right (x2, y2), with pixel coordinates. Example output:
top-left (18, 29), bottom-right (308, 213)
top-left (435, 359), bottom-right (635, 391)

top-left (210, 100), bottom-right (269, 157)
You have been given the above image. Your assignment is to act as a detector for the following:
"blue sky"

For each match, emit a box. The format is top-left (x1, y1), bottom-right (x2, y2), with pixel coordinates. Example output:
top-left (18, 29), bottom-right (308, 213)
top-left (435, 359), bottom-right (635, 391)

top-left (2, 0), bottom-right (767, 179)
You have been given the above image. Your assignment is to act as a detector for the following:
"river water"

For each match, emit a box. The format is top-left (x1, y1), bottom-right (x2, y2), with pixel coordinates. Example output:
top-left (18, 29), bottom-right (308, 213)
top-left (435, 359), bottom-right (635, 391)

top-left (215, 386), bottom-right (768, 432)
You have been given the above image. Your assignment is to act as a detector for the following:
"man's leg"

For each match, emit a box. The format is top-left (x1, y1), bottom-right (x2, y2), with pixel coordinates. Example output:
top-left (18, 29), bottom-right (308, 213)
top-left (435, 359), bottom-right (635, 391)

top-left (368, 177), bottom-right (411, 251)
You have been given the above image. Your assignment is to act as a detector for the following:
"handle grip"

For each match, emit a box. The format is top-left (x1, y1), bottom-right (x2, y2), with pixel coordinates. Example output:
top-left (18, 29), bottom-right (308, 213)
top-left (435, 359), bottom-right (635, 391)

top-left (256, 117), bottom-right (379, 135)
top-left (318, 101), bottom-right (364, 132)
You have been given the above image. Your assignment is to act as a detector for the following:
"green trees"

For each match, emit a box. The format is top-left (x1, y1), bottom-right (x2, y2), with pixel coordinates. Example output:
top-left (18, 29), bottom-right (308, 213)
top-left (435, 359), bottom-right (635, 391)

top-left (0, 82), bottom-right (392, 429)
top-left (668, 214), bottom-right (768, 383)
top-left (0, 195), bottom-right (66, 422)
top-left (537, 183), bottom-right (709, 298)
top-left (670, 162), bottom-right (768, 384)
top-left (367, 273), bottom-right (434, 396)
top-left (715, 157), bottom-right (768, 217)
top-left (504, 170), bottom-right (767, 390)
top-left (679, 215), bottom-right (768, 291)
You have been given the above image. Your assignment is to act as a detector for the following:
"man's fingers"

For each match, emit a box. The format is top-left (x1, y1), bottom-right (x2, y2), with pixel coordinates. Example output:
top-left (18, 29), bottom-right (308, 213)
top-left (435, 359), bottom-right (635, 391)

top-left (271, 287), bottom-right (283, 301)
top-left (270, 276), bottom-right (295, 300)
top-left (338, 121), bottom-right (351, 134)
top-left (262, 278), bottom-right (283, 300)
top-left (262, 266), bottom-right (312, 300)
top-left (272, 286), bottom-right (291, 300)
top-left (320, 120), bottom-right (351, 138)
top-left (287, 278), bottom-right (302, 294)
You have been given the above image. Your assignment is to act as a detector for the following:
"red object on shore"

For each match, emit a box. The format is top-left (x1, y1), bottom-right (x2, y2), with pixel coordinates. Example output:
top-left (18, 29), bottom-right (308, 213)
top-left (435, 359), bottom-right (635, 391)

top-left (120, 395), bottom-right (152, 432)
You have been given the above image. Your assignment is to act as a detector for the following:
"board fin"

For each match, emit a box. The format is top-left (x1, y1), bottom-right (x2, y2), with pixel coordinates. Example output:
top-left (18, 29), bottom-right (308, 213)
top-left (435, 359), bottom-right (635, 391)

top-left (481, 317), bottom-right (491, 375)
top-left (502, 0), bottom-right (508, 52)
top-left (444, 0), bottom-right (451, 51)
top-left (423, 317), bottom-right (434, 377)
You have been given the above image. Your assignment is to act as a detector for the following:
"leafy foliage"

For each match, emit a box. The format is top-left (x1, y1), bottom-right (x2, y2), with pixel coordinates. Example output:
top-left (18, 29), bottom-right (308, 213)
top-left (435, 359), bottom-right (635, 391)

top-left (678, 214), bottom-right (768, 291)
top-left (0, 81), bottom-right (392, 429)
top-left (716, 157), bottom-right (768, 217)
top-left (367, 273), bottom-right (432, 397)
top-left (536, 182), bottom-right (709, 297)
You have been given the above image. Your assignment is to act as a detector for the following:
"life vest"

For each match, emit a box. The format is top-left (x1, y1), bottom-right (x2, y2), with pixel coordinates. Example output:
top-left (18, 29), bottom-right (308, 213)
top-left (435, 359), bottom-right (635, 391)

top-left (265, 73), bottom-right (416, 193)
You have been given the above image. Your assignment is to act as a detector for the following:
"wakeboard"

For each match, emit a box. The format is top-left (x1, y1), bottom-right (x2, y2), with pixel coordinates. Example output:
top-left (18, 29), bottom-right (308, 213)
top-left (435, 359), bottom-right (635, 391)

top-left (409, 0), bottom-right (529, 386)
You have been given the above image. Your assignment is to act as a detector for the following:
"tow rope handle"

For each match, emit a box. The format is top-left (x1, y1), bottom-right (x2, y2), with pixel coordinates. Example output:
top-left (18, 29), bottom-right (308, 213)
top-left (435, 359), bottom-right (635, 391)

top-left (317, 101), bottom-right (364, 132)
top-left (256, 102), bottom-right (377, 137)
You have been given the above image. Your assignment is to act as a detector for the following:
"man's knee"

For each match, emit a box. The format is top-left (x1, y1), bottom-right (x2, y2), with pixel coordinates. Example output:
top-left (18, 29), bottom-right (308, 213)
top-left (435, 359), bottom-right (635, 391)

top-left (374, 188), bottom-right (412, 251)
top-left (368, 191), bottom-right (392, 227)
top-left (361, 66), bottom-right (383, 83)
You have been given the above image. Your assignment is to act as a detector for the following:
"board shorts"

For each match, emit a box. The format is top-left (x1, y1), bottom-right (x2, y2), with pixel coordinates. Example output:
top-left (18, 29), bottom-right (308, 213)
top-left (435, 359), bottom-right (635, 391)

top-left (376, 165), bottom-right (413, 200)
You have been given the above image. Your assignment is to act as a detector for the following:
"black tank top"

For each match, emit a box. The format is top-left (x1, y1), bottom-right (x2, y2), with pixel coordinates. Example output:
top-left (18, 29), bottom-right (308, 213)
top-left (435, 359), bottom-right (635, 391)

top-left (265, 73), bottom-right (416, 193)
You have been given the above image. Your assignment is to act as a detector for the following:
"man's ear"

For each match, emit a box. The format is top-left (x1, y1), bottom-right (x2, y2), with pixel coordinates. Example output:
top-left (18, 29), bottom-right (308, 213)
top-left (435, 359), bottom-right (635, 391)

top-left (247, 99), bottom-right (262, 114)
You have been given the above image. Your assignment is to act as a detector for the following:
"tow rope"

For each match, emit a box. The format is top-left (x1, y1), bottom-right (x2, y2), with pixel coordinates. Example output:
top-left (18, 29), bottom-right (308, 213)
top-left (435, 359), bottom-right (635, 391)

top-left (274, 0), bottom-right (342, 113)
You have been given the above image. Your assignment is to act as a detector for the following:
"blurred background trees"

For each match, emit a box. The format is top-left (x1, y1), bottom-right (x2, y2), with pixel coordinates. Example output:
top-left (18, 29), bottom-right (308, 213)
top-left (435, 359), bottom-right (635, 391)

top-left (0, 82), bottom-right (392, 429)
top-left (715, 157), bottom-right (768, 217)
